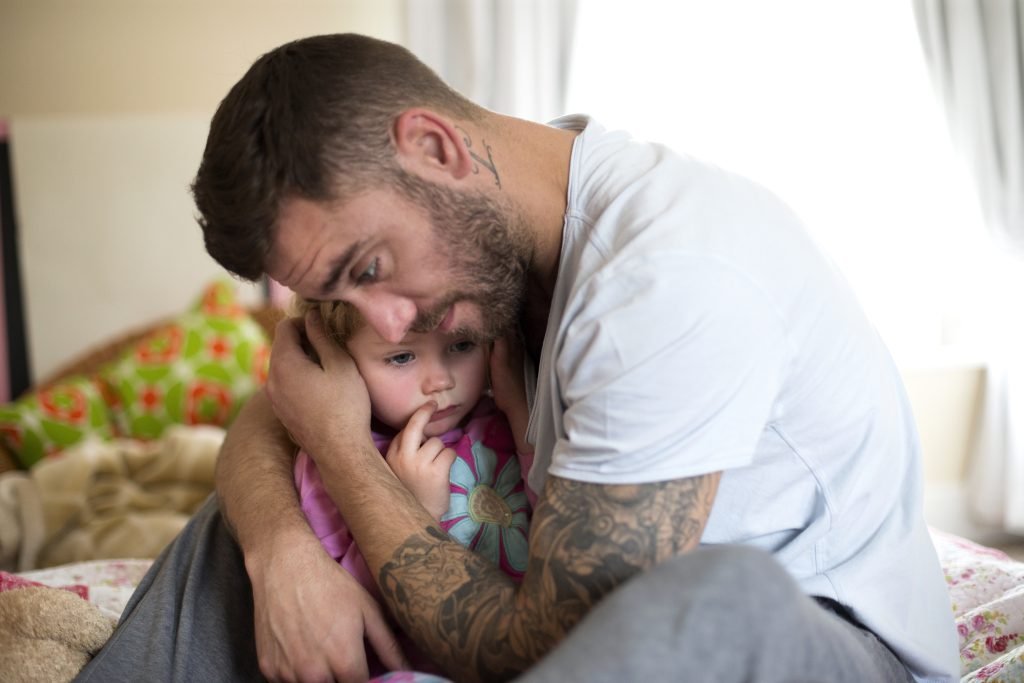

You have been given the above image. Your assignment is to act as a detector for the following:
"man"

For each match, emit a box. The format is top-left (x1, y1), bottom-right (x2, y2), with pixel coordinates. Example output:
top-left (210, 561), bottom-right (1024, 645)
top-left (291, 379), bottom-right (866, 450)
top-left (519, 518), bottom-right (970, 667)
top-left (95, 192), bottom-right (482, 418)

top-left (77, 33), bottom-right (957, 683)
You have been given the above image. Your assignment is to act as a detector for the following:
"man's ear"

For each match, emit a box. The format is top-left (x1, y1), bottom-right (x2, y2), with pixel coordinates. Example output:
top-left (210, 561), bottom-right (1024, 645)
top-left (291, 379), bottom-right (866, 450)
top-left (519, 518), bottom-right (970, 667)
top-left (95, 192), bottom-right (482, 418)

top-left (392, 108), bottom-right (474, 182)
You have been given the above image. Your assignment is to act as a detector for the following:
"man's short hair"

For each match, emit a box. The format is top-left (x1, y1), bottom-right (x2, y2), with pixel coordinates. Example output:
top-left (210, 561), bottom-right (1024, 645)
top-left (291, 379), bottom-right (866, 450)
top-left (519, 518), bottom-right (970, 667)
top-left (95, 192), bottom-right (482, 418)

top-left (192, 33), bottom-right (479, 281)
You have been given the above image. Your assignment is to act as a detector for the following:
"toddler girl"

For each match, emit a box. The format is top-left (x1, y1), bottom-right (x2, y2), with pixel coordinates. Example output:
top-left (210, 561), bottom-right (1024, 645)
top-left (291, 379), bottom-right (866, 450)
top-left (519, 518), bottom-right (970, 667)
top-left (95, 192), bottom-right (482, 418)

top-left (291, 299), bottom-right (535, 675)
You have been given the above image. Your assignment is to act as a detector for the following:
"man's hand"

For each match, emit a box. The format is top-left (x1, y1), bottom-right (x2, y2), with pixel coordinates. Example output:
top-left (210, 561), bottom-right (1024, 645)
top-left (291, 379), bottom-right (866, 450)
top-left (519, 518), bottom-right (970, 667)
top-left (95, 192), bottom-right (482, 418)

top-left (488, 335), bottom-right (527, 416)
top-left (255, 313), bottom-right (410, 681)
top-left (385, 403), bottom-right (457, 520)
top-left (217, 393), bottom-right (408, 682)
top-left (489, 335), bottom-right (533, 458)
top-left (248, 531), bottom-right (408, 682)
top-left (266, 311), bottom-right (372, 459)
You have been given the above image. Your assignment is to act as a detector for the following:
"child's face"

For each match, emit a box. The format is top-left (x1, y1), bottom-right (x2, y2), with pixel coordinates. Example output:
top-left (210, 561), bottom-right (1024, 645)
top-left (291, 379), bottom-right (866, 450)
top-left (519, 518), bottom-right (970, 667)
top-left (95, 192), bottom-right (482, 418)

top-left (346, 324), bottom-right (489, 437)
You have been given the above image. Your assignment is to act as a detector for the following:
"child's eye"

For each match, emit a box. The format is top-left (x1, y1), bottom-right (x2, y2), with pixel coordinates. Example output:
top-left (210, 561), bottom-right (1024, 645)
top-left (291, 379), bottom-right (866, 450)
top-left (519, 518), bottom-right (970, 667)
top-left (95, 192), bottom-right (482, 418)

top-left (449, 340), bottom-right (476, 354)
top-left (356, 257), bottom-right (379, 284)
top-left (386, 352), bottom-right (415, 366)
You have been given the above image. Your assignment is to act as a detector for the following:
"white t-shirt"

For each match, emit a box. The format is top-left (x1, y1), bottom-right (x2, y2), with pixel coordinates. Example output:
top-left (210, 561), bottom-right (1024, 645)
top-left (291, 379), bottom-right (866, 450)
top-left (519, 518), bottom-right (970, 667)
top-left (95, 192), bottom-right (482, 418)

top-left (525, 116), bottom-right (958, 682)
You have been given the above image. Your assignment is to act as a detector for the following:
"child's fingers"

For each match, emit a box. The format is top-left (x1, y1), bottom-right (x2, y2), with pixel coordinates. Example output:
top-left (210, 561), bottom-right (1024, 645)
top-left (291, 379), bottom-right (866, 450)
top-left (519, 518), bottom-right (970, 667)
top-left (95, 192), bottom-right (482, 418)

top-left (417, 437), bottom-right (448, 463)
top-left (400, 402), bottom-right (438, 448)
top-left (437, 447), bottom-right (457, 468)
top-left (384, 437), bottom-right (401, 464)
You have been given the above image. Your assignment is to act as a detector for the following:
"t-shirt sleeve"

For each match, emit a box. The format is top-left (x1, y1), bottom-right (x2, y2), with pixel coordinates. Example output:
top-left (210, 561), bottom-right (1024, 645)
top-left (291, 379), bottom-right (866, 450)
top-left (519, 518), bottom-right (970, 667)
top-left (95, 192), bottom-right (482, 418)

top-left (548, 253), bottom-right (792, 484)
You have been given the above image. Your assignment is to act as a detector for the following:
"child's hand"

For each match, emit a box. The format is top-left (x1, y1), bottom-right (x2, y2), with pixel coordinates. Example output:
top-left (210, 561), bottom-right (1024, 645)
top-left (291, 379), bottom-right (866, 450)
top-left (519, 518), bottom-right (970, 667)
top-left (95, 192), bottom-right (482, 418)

top-left (385, 402), bottom-right (456, 521)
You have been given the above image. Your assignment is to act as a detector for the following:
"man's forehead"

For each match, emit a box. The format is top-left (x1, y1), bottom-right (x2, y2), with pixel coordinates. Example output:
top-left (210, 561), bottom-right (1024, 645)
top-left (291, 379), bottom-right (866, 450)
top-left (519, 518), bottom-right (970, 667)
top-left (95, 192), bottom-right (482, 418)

top-left (266, 198), bottom-right (331, 285)
top-left (270, 196), bottom-right (370, 296)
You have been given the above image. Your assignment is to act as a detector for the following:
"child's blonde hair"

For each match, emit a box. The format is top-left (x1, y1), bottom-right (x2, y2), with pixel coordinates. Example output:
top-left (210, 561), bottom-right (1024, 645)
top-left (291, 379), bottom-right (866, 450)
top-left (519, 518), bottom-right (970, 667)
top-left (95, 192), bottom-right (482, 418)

top-left (291, 297), bottom-right (365, 346)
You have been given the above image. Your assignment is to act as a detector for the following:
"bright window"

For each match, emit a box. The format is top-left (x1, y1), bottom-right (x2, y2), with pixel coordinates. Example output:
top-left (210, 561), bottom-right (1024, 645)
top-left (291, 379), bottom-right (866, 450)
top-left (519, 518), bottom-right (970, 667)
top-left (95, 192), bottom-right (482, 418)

top-left (566, 0), bottom-right (1006, 367)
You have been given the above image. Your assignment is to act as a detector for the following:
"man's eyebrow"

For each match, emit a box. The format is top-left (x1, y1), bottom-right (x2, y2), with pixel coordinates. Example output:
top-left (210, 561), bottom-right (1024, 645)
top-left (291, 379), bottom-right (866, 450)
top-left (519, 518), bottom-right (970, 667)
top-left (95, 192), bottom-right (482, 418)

top-left (319, 239), bottom-right (366, 297)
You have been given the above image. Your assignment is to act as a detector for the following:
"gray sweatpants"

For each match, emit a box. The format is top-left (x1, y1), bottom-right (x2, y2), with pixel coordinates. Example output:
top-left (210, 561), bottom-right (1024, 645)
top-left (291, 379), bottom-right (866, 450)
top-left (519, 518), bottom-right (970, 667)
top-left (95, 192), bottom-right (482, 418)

top-left (75, 495), bottom-right (912, 683)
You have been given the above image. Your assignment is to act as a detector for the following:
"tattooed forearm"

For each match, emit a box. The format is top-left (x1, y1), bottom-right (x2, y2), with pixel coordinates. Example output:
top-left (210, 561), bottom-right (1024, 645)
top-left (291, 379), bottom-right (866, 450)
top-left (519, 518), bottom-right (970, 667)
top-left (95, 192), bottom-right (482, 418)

top-left (377, 472), bottom-right (721, 683)
top-left (526, 474), bottom-right (720, 629)
top-left (456, 125), bottom-right (502, 189)
top-left (380, 527), bottom-right (527, 681)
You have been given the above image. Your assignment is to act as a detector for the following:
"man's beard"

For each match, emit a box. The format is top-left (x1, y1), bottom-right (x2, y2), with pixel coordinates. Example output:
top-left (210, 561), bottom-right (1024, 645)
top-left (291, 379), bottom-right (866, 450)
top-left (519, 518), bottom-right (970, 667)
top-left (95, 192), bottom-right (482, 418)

top-left (393, 171), bottom-right (532, 341)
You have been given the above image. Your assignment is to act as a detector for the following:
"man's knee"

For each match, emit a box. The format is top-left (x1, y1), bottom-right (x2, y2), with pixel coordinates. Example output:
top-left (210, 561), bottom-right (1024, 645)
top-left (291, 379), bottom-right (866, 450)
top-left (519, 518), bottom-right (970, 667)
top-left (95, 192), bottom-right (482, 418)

top-left (657, 544), bottom-right (788, 585)
top-left (629, 545), bottom-right (801, 618)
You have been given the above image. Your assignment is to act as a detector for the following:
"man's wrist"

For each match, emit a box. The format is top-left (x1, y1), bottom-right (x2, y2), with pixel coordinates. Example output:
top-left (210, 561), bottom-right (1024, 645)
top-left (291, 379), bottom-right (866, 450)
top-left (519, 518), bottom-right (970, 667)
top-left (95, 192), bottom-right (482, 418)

top-left (243, 520), bottom-right (323, 584)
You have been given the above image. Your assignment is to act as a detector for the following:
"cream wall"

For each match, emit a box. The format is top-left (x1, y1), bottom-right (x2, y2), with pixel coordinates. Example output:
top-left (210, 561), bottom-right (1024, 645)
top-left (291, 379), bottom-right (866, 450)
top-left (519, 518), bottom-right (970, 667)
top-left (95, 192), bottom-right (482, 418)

top-left (0, 0), bottom-right (402, 116)
top-left (0, 0), bottom-right (401, 380)
top-left (902, 364), bottom-right (987, 537)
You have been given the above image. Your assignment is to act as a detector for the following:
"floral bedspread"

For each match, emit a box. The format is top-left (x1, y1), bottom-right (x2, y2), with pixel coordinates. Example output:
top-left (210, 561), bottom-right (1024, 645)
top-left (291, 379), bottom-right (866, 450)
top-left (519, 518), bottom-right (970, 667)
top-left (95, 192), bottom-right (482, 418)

top-left (7, 532), bottom-right (1024, 682)
top-left (14, 558), bottom-right (153, 620)
top-left (933, 530), bottom-right (1024, 682)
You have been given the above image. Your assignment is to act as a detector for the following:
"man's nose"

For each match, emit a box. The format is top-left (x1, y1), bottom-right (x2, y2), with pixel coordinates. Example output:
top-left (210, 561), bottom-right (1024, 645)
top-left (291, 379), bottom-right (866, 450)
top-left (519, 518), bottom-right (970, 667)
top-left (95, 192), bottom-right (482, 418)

top-left (357, 295), bottom-right (417, 344)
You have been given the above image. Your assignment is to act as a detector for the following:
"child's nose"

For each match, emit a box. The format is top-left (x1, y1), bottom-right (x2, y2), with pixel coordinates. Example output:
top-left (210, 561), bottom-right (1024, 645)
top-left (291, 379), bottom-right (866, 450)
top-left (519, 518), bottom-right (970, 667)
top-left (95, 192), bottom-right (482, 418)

top-left (423, 363), bottom-right (455, 394)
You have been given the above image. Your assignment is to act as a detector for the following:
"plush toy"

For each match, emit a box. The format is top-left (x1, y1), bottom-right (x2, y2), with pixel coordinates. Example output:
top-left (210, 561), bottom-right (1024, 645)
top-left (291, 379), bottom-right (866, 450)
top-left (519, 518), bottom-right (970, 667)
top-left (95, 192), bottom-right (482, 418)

top-left (0, 585), bottom-right (113, 683)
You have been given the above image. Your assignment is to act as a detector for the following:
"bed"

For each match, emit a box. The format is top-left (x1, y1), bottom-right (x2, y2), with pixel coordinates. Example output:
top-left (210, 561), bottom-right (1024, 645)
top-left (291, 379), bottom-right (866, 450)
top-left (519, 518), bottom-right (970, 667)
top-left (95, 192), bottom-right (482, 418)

top-left (4, 525), bottom-right (1021, 682)
top-left (0, 283), bottom-right (1021, 683)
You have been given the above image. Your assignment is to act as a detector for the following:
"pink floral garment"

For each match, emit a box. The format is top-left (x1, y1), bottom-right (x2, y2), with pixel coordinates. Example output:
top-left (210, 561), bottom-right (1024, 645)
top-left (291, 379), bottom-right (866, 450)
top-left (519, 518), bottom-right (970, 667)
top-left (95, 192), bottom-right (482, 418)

top-left (932, 529), bottom-right (1024, 682)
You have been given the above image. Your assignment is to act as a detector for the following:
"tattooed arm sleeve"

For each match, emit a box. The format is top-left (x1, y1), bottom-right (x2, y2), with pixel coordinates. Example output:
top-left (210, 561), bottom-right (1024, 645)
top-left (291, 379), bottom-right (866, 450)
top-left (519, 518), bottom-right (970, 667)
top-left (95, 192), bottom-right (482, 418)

top-left (378, 472), bottom-right (721, 682)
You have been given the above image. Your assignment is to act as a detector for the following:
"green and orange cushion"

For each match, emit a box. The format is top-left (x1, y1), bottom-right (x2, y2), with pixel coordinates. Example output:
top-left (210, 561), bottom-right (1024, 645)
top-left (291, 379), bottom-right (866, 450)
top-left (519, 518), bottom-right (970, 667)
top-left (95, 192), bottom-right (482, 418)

top-left (0, 376), bottom-right (117, 468)
top-left (0, 281), bottom-right (272, 468)
top-left (99, 281), bottom-right (270, 440)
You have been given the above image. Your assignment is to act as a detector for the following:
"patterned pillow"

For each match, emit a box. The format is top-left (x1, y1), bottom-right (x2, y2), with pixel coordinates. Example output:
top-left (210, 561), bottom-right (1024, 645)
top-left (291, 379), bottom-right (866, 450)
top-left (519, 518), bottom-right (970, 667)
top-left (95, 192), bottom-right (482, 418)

top-left (0, 377), bottom-right (116, 468)
top-left (99, 281), bottom-right (270, 440)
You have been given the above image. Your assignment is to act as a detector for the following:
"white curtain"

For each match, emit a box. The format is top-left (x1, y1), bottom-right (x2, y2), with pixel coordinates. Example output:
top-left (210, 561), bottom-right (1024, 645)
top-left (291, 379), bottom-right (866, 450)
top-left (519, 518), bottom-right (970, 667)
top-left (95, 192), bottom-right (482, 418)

top-left (914, 0), bottom-right (1024, 253)
top-left (915, 0), bottom-right (1024, 534)
top-left (403, 0), bottom-right (578, 123)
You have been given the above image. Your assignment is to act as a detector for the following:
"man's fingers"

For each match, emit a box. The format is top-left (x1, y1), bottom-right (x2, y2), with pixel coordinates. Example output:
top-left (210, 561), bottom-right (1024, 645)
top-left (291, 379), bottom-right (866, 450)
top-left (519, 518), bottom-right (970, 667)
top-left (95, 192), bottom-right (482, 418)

top-left (325, 649), bottom-right (368, 683)
top-left (303, 309), bottom-right (334, 365)
top-left (271, 317), bottom-right (327, 375)
top-left (273, 315), bottom-right (304, 342)
top-left (270, 318), bottom-right (303, 363)
top-left (362, 602), bottom-right (410, 673)
top-left (267, 318), bottom-right (306, 399)
top-left (491, 336), bottom-right (508, 363)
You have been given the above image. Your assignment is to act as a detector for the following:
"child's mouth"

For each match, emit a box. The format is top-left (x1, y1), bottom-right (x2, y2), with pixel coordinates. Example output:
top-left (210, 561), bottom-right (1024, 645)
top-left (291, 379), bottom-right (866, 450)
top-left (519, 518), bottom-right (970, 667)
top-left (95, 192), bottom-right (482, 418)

top-left (430, 405), bottom-right (459, 422)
